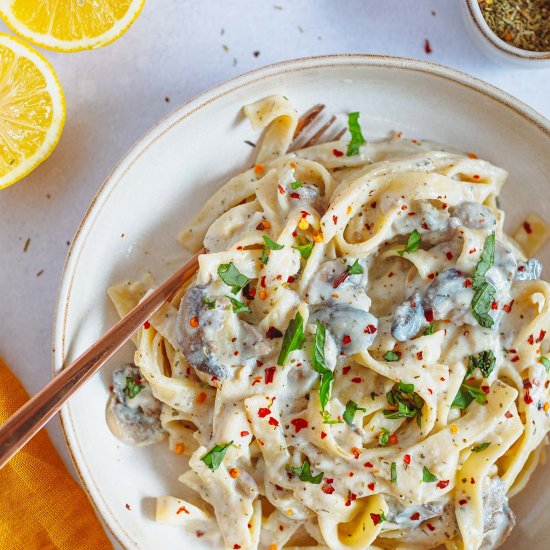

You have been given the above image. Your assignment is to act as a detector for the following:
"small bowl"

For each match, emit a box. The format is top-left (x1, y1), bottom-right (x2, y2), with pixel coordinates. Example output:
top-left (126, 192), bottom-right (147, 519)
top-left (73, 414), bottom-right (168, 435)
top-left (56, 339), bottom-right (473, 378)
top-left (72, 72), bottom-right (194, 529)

top-left (463, 0), bottom-right (550, 67)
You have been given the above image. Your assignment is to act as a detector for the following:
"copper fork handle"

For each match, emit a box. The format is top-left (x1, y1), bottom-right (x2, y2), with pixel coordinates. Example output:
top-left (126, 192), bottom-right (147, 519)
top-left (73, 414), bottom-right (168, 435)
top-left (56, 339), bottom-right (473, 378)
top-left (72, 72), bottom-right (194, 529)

top-left (0, 250), bottom-right (202, 469)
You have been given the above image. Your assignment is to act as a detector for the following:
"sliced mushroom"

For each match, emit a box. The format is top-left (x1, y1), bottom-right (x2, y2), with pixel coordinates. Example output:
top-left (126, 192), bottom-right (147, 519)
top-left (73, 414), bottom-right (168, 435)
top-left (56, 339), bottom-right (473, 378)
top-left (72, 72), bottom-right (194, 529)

top-left (486, 242), bottom-right (517, 292)
top-left (391, 291), bottom-right (425, 342)
top-left (481, 476), bottom-right (516, 549)
top-left (105, 365), bottom-right (165, 446)
top-left (176, 285), bottom-right (272, 380)
top-left (309, 304), bottom-right (378, 354)
top-left (515, 258), bottom-right (542, 281)
top-left (450, 202), bottom-right (497, 231)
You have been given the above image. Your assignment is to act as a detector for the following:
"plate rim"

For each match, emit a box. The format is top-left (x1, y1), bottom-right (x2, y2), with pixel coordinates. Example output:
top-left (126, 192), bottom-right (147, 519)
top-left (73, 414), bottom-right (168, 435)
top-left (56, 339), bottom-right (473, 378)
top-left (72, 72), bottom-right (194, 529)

top-left (52, 53), bottom-right (550, 548)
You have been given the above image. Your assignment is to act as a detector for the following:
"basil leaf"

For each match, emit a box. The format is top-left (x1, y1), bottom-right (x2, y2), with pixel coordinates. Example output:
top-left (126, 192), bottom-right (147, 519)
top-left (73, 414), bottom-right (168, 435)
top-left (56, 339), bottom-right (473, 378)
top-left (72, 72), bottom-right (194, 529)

top-left (343, 400), bottom-right (366, 426)
top-left (217, 262), bottom-right (250, 294)
top-left (312, 321), bottom-right (334, 410)
top-left (423, 323), bottom-right (435, 335)
top-left (293, 243), bottom-right (314, 260)
top-left (469, 350), bottom-right (496, 378)
top-left (451, 386), bottom-right (474, 410)
top-left (289, 459), bottom-right (323, 484)
top-left (541, 356), bottom-right (550, 372)
top-left (277, 311), bottom-right (305, 366)
top-left (473, 233), bottom-right (495, 287)
top-left (423, 466), bottom-right (438, 483)
top-left (391, 462), bottom-right (397, 484)
top-left (397, 230), bottom-right (421, 256)
top-left (125, 377), bottom-right (143, 399)
top-left (378, 428), bottom-right (390, 447)
top-left (465, 384), bottom-right (488, 405)
top-left (471, 281), bottom-right (496, 328)
top-left (347, 259), bottom-right (363, 275)
top-left (397, 381), bottom-right (414, 394)
top-left (290, 180), bottom-right (303, 189)
top-left (225, 295), bottom-right (251, 314)
top-left (384, 350), bottom-right (400, 361)
top-left (263, 235), bottom-right (284, 250)
top-left (204, 296), bottom-right (216, 309)
top-left (201, 441), bottom-right (233, 470)
top-left (472, 442), bottom-right (491, 453)
top-left (383, 383), bottom-right (424, 423)
top-left (346, 112), bottom-right (365, 156)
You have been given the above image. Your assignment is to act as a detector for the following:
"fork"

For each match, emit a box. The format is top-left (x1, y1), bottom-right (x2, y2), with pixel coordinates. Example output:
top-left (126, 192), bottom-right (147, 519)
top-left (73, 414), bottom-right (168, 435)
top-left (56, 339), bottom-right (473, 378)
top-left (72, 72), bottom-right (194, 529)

top-left (0, 105), bottom-right (346, 469)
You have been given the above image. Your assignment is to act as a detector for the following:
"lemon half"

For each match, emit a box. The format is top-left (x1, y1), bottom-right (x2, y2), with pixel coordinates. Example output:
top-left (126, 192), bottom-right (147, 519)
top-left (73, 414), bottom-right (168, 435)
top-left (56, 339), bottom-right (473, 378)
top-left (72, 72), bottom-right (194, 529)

top-left (0, 33), bottom-right (65, 190)
top-left (0, 0), bottom-right (145, 52)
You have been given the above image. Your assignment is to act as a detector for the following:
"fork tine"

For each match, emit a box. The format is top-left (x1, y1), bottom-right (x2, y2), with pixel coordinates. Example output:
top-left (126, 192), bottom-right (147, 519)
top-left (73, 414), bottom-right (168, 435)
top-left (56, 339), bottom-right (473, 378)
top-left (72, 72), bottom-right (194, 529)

top-left (293, 104), bottom-right (325, 141)
top-left (302, 115), bottom-right (337, 148)
top-left (333, 127), bottom-right (347, 141)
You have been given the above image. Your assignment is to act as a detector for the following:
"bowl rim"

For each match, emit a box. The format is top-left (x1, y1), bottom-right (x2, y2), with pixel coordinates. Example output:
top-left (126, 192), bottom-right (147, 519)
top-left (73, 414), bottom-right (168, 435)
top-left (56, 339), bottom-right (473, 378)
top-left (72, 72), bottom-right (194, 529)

top-left (52, 53), bottom-right (550, 548)
top-left (465, 0), bottom-right (550, 60)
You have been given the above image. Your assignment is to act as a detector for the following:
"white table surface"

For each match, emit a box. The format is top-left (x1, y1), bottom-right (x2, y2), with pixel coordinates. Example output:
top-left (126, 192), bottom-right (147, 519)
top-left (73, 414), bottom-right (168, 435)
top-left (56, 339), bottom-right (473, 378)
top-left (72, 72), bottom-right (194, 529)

top-left (0, 0), bottom-right (549, 544)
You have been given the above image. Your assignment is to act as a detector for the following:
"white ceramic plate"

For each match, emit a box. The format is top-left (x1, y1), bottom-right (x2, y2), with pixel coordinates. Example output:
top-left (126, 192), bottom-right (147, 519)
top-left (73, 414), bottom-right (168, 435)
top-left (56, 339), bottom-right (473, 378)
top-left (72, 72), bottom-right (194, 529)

top-left (54, 55), bottom-right (550, 549)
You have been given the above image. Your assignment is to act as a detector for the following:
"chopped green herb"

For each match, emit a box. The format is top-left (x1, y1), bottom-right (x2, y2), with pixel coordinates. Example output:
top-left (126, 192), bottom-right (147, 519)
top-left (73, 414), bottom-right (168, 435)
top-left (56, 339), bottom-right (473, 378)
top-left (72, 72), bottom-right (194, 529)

top-left (312, 321), bottom-right (334, 410)
top-left (343, 400), bottom-right (366, 426)
top-left (397, 230), bottom-right (421, 256)
top-left (473, 233), bottom-right (495, 287)
top-left (346, 112), bottom-right (365, 156)
top-left (468, 350), bottom-right (496, 378)
top-left (378, 427), bottom-right (390, 447)
top-left (471, 233), bottom-right (496, 328)
top-left (204, 296), bottom-right (216, 309)
top-left (217, 262), bottom-right (250, 294)
top-left (472, 442), bottom-right (491, 453)
top-left (322, 410), bottom-right (343, 424)
top-left (541, 356), bottom-right (550, 373)
top-left (277, 311), bottom-right (305, 366)
top-left (225, 295), bottom-right (251, 314)
top-left (397, 381), bottom-right (414, 394)
top-left (290, 180), bottom-right (303, 189)
top-left (347, 259), bottom-right (363, 275)
top-left (391, 461), bottom-right (397, 484)
top-left (201, 441), bottom-right (233, 470)
top-left (423, 323), bottom-right (435, 335)
top-left (261, 235), bottom-right (284, 264)
top-left (423, 466), bottom-right (438, 483)
top-left (452, 383), bottom-right (487, 410)
top-left (293, 242), bottom-right (314, 260)
top-left (383, 382), bottom-right (424, 427)
top-left (289, 459), bottom-right (323, 484)
top-left (125, 377), bottom-right (144, 399)
top-left (384, 350), bottom-right (400, 362)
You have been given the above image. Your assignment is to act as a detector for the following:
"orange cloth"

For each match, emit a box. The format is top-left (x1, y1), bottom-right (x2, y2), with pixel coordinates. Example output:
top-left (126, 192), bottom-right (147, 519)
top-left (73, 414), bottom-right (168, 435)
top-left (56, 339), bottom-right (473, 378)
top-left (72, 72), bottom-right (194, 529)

top-left (0, 357), bottom-right (113, 550)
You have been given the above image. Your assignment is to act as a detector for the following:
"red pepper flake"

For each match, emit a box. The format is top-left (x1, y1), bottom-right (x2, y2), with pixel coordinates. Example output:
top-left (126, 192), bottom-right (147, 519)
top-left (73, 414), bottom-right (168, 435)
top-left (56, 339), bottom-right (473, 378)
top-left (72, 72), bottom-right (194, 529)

top-left (416, 351), bottom-right (423, 361)
top-left (437, 480), bottom-right (450, 489)
top-left (524, 392), bottom-right (533, 405)
top-left (364, 324), bottom-right (377, 334)
top-left (260, 276), bottom-right (267, 288)
top-left (143, 321), bottom-right (151, 329)
top-left (287, 276), bottom-right (295, 284)
top-left (446, 251), bottom-right (453, 260)
top-left (256, 221), bottom-right (265, 230)
top-left (511, 355), bottom-right (520, 363)
top-left (342, 366), bottom-right (351, 375)
top-left (505, 411), bottom-right (513, 418)
top-left (459, 499), bottom-right (468, 506)
top-left (176, 505), bottom-right (190, 515)
top-left (404, 454), bottom-right (411, 465)
top-left (233, 350), bottom-right (239, 356)
top-left (370, 513), bottom-right (382, 525)
top-left (408, 212), bottom-right (416, 216)
top-left (196, 530), bottom-right (205, 538)
top-left (266, 327), bottom-right (283, 339)
top-left (537, 330), bottom-right (546, 343)
top-left (258, 408), bottom-right (271, 418)
top-left (468, 153), bottom-right (478, 159)
top-left (371, 201), bottom-right (377, 209)
top-left (351, 377), bottom-right (362, 383)
top-left (442, 203), bottom-right (448, 209)
top-left (277, 184), bottom-right (285, 194)
top-left (291, 418), bottom-right (308, 433)
top-left (236, 245), bottom-right (243, 251)
top-left (389, 434), bottom-right (399, 445)
top-left (426, 523), bottom-right (436, 532)
top-left (332, 269), bottom-right (350, 289)
top-left (332, 215), bottom-right (338, 224)
top-left (258, 438), bottom-right (264, 446)
top-left (523, 378), bottom-right (532, 389)
top-left (528, 334), bottom-right (535, 345)
top-left (421, 222), bottom-right (430, 230)
top-left (424, 39), bottom-right (432, 54)
top-left (332, 149), bottom-right (344, 157)
top-left (473, 174), bottom-right (480, 179)
top-left (125, 503), bottom-right (131, 510)
top-left (240, 431), bottom-right (249, 437)
top-left (342, 334), bottom-right (352, 345)
top-left (368, 482), bottom-right (375, 491)
top-left (268, 417), bottom-right (279, 427)
top-left (410, 512), bottom-right (421, 520)
top-left (351, 447), bottom-right (361, 459)
top-left (322, 483), bottom-right (335, 495)
top-left (469, 248), bottom-right (477, 254)
top-left (300, 210), bottom-right (309, 218)
top-left (388, 271), bottom-right (394, 277)
top-left (427, 273), bottom-right (435, 280)
top-left (321, 431), bottom-right (327, 439)
top-left (364, 461), bottom-right (373, 468)
top-left (424, 307), bottom-right (434, 322)
top-left (401, 204), bottom-right (408, 211)
top-left (465, 279), bottom-right (472, 288)
top-left (291, 229), bottom-right (297, 237)
top-left (491, 301), bottom-right (499, 310)
top-left (348, 472), bottom-right (354, 477)
top-left (196, 392), bottom-right (207, 404)
top-left (524, 221), bottom-right (533, 234)
top-left (290, 192), bottom-right (300, 199)
top-left (264, 366), bottom-right (276, 384)
top-left (503, 300), bottom-right (514, 313)
top-left (481, 385), bottom-right (490, 394)
top-left (365, 223), bottom-right (372, 231)
top-left (508, 349), bottom-right (517, 354)
top-left (428, 388), bottom-right (433, 395)
top-left (234, 545), bottom-right (241, 549)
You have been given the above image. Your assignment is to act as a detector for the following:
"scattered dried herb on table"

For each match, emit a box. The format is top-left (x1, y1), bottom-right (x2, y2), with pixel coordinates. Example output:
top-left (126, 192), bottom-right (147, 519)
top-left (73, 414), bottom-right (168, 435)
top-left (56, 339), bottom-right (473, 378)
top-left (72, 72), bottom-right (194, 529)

top-left (479, 0), bottom-right (550, 52)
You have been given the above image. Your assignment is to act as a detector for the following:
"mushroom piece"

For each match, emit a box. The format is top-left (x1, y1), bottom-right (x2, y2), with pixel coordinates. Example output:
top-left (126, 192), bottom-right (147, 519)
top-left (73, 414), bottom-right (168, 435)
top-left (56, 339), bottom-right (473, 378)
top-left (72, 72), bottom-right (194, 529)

top-left (515, 258), bottom-right (542, 281)
top-left (176, 285), bottom-right (272, 380)
top-left (480, 476), bottom-right (516, 549)
top-left (450, 202), bottom-right (497, 231)
top-left (105, 364), bottom-right (165, 446)
top-left (309, 304), bottom-right (378, 354)
top-left (486, 242), bottom-right (517, 292)
top-left (391, 291), bottom-right (425, 342)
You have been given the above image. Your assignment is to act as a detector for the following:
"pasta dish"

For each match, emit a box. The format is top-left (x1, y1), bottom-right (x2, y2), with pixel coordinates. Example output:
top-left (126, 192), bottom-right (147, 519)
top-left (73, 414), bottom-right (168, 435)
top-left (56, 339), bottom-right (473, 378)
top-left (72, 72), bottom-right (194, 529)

top-left (105, 96), bottom-right (550, 550)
